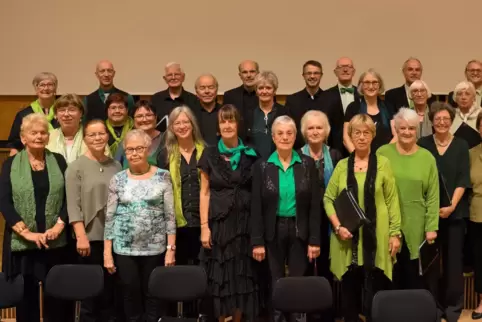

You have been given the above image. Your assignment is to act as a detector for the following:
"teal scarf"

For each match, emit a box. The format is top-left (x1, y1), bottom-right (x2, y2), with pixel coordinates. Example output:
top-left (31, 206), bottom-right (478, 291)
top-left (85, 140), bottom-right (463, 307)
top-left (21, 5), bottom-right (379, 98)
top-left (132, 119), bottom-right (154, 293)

top-left (301, 144), bottom-right (333, 187)
top-left (218, 138), bottom-right (257, 170)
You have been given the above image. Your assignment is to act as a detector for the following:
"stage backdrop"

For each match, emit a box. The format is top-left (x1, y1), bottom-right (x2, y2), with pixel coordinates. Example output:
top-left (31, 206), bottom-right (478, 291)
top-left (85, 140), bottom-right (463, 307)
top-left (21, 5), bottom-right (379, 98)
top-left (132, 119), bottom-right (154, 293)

top-left (0, 0), bottom-right (481, 95)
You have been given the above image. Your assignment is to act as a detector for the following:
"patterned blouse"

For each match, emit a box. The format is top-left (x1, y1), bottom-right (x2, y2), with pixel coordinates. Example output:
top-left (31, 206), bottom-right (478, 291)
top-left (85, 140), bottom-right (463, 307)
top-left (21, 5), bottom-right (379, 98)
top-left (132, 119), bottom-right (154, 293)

top-left (104, 168), bottom-right (175, 256)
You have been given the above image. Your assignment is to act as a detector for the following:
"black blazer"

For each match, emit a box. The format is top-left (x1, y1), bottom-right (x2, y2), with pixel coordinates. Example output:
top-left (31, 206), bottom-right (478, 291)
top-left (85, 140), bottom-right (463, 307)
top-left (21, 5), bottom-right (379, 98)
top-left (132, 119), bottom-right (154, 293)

top-left (384, 85), bottom-right (437, 112)
top-left (250, 153), bottom-right (321, 247)
top-left (240, 102), bottom-right (287, 144)
top-left (322, 85), bottom-right (360, 156)
top-left (223, 85), bottom-right (245, 111)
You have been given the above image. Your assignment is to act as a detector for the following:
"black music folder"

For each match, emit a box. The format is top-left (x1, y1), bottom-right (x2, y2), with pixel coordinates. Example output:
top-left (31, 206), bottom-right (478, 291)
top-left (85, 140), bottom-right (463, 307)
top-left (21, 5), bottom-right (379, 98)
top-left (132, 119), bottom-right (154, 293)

top-left (334, 188), bottom-right (369, 233)
top-left (418, 240), bottom-right (440, 276)
top-left (454, 122), bottom-right (481, 149)
top-left (439, 173), bottom-right (452, 208)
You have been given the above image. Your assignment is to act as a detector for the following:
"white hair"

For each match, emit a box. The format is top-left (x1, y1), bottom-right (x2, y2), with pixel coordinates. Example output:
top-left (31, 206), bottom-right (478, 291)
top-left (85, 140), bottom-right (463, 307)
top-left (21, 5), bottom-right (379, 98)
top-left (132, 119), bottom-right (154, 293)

top-left (271, 115), bottom-right (297, 134)
top-left (164, 62), bottom-right (183, 73)
top-left (123, 129), bottom-right (152, 148)
top-left (300, 110), bottom-right (331, 141)
top-left (453, 81), bottom-right (476, 102)
top-left (408, 80), bottom-right (432, 99)
top-left (393, 108), bottom-right (419, 129)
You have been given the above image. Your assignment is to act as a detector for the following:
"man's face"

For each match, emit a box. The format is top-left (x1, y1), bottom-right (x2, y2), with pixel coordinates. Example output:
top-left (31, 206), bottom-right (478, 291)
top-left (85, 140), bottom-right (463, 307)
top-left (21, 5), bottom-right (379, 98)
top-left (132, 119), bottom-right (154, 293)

top-left (95, 61), bottom-right (115, 87)
top-left (334, 58), bottom-right (355, 83)
top-left (303, 64), bottom-right (323, 88)
top-left (163, 65), bottom-right (185, 88)
top-left (196, 76), bottom-right (218, 104)
top-left (239, 61), bottom-right (258, 88)
top-left (466, 62), bottom-right (482, 85)
top-left (403, 60), bottom-right (422, 85)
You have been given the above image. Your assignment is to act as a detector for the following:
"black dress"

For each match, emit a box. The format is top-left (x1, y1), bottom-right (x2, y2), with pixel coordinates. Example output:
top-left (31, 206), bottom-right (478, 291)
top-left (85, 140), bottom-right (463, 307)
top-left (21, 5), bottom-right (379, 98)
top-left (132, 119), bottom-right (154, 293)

top-left (197, 146), bottom-right (259, 320)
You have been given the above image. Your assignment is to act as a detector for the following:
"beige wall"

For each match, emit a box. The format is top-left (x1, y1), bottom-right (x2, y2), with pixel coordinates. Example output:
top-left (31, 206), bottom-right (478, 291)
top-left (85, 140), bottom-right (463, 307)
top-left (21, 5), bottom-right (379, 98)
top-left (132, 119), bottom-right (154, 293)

top-left (0, 0), bottom-right (481, 95)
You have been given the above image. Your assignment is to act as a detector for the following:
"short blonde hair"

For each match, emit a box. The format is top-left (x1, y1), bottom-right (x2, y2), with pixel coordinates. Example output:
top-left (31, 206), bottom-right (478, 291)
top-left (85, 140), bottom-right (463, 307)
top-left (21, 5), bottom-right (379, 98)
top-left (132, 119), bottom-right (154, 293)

top-left (453, 81), bottom-right (476, 102)
top-left (124, 129), bottom-right (152, 148)
top-left (271, 115), bottom-right (297, 134)
top-left (255, 71), bottom-right (279, 91)
top-left (300, 110), bottom-right (331, 141)
top-left (20, 113), bottom-right (49, 136)
top-left (408, 80), bottom-right (432, 99)
top-left (348, 114), bottom-right (376, 138)
top-left (54, 93), bottom-right (85, 115)
top-left (32, 72), bottom-right (58, 88)
top-left (357, 69), bottom-right (385, 96)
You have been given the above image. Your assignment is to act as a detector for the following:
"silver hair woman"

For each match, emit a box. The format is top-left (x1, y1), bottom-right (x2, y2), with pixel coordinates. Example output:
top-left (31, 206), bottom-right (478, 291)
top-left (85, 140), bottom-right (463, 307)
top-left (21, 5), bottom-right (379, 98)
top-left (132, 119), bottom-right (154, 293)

top-left (408, 80), bottom-right (433, 138)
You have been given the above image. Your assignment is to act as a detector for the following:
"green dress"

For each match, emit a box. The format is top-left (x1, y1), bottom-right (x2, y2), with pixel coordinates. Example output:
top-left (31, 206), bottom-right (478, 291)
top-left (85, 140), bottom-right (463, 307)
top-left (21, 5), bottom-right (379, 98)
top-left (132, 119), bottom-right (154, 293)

top-left (323, 155), bottom-right (401, 280)
top-left (377, 143), bottom-right (439, 259)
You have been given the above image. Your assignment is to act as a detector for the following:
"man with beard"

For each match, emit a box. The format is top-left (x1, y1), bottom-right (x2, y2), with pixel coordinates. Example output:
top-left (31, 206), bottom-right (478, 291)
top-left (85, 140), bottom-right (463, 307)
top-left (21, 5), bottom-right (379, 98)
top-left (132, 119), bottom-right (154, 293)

top-left (194, 74), bottom-right (221, 146)
top-left (385, 57), bottom-right (436, 112)
top-left (223, 60), bottom-right (260, 113)
top-left (84, 60), bottom-right (135, 122)
top-left (448, 60), bottom-right (482, 108)
top-left (285, 60), bottom-right (325, 149)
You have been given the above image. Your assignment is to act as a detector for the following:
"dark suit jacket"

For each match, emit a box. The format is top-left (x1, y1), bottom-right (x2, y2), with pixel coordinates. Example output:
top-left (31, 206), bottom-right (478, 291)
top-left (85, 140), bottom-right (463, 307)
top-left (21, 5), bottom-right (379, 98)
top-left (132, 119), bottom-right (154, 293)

top-left (223, 85), bottom-right (246, 110)
top-left (250, 154), bottom-right (321, 247)
top-left (384, 84), bottom-right (437, 112)
top-left (323, 85), bottom-right (359, 156)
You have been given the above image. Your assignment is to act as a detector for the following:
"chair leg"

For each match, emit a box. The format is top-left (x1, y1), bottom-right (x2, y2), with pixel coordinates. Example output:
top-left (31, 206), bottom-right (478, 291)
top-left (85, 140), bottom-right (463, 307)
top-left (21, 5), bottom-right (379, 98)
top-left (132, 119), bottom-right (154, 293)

top-left (178, 301), bottom-right (184, 318)
top-left (75, 300), bottom-right (81, 322)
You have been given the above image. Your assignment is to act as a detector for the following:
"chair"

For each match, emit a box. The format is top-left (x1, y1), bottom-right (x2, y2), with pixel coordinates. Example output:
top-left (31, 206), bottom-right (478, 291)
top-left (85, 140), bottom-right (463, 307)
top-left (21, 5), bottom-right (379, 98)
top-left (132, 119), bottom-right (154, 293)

top-left (0, 273), bottom-right (24, 317)
top-left (44, 264), bottom-right (104, 322)
top-left (148, 265), bottom-right (208, 322)
top-left (371, 289), bottom-right (437, 322)
top-left (272, 276), bottom-right (333, 314)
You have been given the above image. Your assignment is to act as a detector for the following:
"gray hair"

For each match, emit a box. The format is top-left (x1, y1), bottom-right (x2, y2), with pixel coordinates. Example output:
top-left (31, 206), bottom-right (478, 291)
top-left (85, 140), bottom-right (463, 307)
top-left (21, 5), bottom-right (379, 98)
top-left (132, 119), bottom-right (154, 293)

top-left (194, 73), bottom-right (219, 89)
top-left (393, 108), bottom-right (420, 129)
top-left (164, 62), bottom-right (183, 73)
top-left (300, 110), bottom-right (331, 141)
top-left (255, 71), bottom-right (279, 91)
top-left (408, 80), bottom-right (432, 99)
top-left (453, 81), bottom-right (477, 102)
top-left (124, 129), bottom-right (152, 148)
top-left (357, 68), bottom-right (385, 95)
top-left (402, 57), bottom-right (422, 70)
top-left (32, 72), bottom-right (58, 88)
top-left (20, 113), bottom-right (50, 136)
top-left (271, 115), bottom-right (297, 134)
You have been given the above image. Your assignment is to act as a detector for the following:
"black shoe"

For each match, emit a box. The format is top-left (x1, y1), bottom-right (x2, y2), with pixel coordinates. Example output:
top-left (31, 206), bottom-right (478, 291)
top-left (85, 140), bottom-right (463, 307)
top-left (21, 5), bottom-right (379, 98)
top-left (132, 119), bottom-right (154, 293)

top-left (472, 311), bottom-right (482, 320)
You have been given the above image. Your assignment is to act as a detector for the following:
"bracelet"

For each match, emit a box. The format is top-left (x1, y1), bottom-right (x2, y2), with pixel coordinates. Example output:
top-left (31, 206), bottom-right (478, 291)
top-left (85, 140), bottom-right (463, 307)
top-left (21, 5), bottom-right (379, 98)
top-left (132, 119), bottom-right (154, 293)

top-left (57, 218), bottom-right (65, 225)
top-left (334, 225), bottom-right (342, 235)
top-left (201, 222), bottom-right (208, 226)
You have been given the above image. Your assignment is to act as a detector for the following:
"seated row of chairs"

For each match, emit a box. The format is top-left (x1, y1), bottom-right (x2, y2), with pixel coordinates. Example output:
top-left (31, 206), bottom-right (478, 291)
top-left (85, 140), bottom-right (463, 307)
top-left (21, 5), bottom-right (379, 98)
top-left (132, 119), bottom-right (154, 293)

top-left (0, 265), bottom-right (437, 322)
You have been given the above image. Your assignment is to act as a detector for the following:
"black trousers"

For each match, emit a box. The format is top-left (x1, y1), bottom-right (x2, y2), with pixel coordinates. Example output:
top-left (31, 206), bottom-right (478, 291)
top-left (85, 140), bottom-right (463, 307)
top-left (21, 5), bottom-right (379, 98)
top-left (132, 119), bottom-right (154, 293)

top-left (116, 253), bottom-right (165, 322)
top-left (78, 241), bottom-right (119, 322)
top-left (266, 217), bottom-right (308, 322)
top-left (471, 221), bottom-right (482, 293)
top-left (341, 266), bottom-right (391, 322)
top-left (393, 238), bottom-right (424, 290)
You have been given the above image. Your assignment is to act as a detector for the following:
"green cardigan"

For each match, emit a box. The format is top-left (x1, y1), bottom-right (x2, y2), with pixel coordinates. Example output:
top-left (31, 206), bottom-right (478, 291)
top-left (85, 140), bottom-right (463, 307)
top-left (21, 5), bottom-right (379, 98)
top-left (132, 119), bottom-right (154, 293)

top-left (323, 155), bottom-right (401, 281)
top-left (377, 143), bottom-right (439, 259)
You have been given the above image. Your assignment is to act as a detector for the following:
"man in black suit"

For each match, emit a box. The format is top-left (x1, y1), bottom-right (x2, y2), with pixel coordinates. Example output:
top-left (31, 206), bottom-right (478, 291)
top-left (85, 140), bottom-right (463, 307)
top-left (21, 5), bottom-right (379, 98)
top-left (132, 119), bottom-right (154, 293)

top-left (448, 59), bottom-right (482, 108)
top-left (151, 62), bottom-right (199, 132)
top-left (385, 57), bottom-right (435, 112)
top-left (194, 74), bottom-right (222, 146)
top-left (222, 60), bottom-right (259, 113)
top-left (323, 57), bottom-right (359, 156)
top-left (285, 60), bottom-right (325, 149)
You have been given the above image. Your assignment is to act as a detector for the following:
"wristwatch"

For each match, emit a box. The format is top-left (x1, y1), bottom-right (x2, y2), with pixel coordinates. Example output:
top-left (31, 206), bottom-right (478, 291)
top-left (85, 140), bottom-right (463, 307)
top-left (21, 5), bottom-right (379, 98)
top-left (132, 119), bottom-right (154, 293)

top-left (334, 225), bottom-right (342, 235)
top-left (167, 244), bottom-right (176, 251)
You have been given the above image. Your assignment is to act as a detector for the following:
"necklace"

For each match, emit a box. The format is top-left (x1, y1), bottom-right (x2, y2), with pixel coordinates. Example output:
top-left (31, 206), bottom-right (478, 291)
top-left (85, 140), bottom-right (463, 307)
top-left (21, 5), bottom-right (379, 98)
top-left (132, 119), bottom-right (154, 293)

top-left (130, 165), bottom-right (151, 176)
top-left (434, 134), bottom-right (452, 147)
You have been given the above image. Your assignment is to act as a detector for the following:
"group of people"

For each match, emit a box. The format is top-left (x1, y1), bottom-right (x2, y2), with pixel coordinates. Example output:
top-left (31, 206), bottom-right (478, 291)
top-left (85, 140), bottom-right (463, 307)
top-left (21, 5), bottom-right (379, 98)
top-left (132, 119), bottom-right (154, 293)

top-left (1, 56), bottom-right (482, 322)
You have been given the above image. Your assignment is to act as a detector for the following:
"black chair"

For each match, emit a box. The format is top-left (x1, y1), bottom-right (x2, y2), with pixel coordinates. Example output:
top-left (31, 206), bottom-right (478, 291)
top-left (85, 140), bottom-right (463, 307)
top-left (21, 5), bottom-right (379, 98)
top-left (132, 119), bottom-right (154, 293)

top-left (371, 289), bottom-right (437, 322)
top-left (148, 265), bottom-right (208, 322)
top-left (0, 273), bottom-right (24, 310)
top-left (44, 264), bottom-right (104, 322)
top-left (272, 276), bottom-right (333, 313)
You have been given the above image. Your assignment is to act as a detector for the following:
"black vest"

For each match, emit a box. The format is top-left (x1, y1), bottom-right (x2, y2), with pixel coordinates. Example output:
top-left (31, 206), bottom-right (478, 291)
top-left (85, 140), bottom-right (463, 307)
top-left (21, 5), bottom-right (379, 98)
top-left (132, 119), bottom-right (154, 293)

top-left (85, 87), bottom-right (129, 121)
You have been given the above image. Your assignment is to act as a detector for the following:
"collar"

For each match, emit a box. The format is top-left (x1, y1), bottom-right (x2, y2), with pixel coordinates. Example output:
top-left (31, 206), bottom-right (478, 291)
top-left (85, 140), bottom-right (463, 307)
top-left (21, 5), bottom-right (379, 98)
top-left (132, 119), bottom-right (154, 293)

top-left (337, 83), bottom-right (354, 91)
top-left (267, 150), bottom-right (302, 169)
top-left (163, 87), bottom-right (186, 101)
top-left (243, 86), bottom-right (256, 96)
top-left (305, 87), bottom-right (322, 98)
top-left (200, 102), bottom-right (221, 114)
top-left (404, 83), bottom-right (411, 93)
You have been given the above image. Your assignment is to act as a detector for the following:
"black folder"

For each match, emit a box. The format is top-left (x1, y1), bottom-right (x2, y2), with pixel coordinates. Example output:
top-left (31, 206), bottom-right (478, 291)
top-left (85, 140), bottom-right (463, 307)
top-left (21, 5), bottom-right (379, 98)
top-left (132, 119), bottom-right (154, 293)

top-left (418, 240), bottom-right (440, 276)
top-left (439, 173), bottom-right (452, 208)
top-left (334, 188), bottom-right (370, 233)
top-left (454, 122), bottom-right (481, 149)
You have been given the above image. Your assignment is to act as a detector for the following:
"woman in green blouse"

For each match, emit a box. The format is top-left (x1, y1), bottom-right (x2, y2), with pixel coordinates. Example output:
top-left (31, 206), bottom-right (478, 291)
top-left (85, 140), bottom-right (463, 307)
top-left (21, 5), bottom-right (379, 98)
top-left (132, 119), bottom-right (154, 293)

top-left (377, 108), bottom-right (439, 291)
top-left (324, 114), bottom-right (401, 322)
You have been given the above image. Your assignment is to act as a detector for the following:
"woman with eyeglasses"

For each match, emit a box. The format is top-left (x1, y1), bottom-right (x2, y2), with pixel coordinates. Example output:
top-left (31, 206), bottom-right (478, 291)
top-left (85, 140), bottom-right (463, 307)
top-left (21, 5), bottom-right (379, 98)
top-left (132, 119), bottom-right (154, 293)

top-left (66, 119), bottom-right (122, 321)
top-left (343, 69), bottom-right (397, 153)
top-left (115, 100), bottom-right (162, 168)
top-left (104, 129), bottom-right (175, 322)
top-left (408, 80), bottom-right (434, 139)
top-left (105, 93), bottom-right (134, 156)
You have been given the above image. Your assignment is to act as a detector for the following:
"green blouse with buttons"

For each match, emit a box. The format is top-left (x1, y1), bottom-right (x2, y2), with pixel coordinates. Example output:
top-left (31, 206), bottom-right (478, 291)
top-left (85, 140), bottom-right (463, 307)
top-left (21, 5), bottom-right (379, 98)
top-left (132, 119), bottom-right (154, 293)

top-left (267, 150), bottom-right (302, 217)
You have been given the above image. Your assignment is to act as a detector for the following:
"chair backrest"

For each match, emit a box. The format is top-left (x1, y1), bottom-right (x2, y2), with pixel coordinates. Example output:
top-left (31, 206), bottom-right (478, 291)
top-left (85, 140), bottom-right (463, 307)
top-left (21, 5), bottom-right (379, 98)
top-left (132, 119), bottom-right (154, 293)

top-left (0, 273), bottom-right (24, 309)
top-left (372, 289), bottom-right (437, 322)
top-left (272, 276), bottom-right (333, 314)
top-left (44, 264), bottom-right (104, 301)
top-left (148, 266), bottom-right (207, 302)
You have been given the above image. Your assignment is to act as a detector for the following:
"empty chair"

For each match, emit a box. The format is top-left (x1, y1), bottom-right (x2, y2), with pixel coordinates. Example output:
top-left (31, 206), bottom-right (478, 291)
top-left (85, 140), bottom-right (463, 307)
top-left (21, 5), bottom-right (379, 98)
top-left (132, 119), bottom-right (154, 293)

top-left (0, 273), bottom-right (24, 310)
top-left (148, 266), bottom-right (208, 322)
top-left (371, 289), bottom-right (437, 322)
top-left (272, 276), bottom-right (333, 313)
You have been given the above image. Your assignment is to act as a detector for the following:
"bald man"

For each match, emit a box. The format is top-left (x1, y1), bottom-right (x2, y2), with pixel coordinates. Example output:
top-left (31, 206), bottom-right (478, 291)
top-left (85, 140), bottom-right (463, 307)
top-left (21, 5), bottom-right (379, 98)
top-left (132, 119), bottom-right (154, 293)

top-left (194, 74), bottom-right (222, 146)
top-left (84, 60), bottom-right (135, 121)
top-left (223, 60), bottom-right (260, 113)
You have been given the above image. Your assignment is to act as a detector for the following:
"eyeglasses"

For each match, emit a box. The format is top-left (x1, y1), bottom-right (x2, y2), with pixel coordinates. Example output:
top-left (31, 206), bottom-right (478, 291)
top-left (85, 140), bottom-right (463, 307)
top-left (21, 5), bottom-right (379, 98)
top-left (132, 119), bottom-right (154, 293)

top-left (57, 107), bottom-right (80, 115)
top-left (362, 81), bottom-right (379, 87)
top-left (303, 72), bottom-right (322, 77)
top-left (353, 130), bottom-right (372, 138)
top-left (37, 82), bottom-right (56, 89)
top-left (85, 132), bottom-right (107, 139)
top-left (172, 120), bottom-right (191, 127)
top-left (467, 69), bottom-right (482, 74)
top-left (125, 146), bottom-right (147, 155)
top-left (108, 105), bottom-right (127, 111)
top-left (434, 117), bottom-right (451, 123)
top-left (165, 73), bottom-right (183, 79)
top-left (336, 65), bottom-right (354, 70)
top-left (411, 89), bottom-right (427, 96)
top-left (134, 113), bottom-right (155, 120)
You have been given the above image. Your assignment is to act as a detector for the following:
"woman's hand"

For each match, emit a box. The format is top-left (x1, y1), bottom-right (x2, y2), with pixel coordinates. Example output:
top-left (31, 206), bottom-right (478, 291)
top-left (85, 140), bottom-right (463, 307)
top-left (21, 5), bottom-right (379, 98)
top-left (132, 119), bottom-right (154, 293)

top-left (201, 225), bottom-right (212, 249)
top-left (338, 227), bottom-right (353, 241)
top-left (22, 231), bottom-right (49, 249)
top-left (425, 231), bottom-right (437, 244)
top-left (104, 254), bottom-right (116, 274)
top-left (389, 236), bottom-right (401, 257)
top-left (307, 245), bottom-right (321, 262)
top-left (76, 235), bottom-right (91, 257)
top-left (439, 206), bottom-right (454, 219)
top-left (165, 249), bottom-right (176, 266)
top-left (44, 223), bottom-right (64, 241)
top-left (252, 246), bottom-right (266, 262)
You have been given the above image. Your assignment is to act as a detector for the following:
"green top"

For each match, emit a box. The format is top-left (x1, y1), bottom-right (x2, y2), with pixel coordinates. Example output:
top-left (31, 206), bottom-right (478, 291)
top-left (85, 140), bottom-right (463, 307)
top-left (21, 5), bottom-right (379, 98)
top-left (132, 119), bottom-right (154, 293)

top-left (323, 155), bottom-right (401, 280)
top-left (268, 150), bottom-right (301, 217)
top-left (377, 143), bottom-right (439, 259)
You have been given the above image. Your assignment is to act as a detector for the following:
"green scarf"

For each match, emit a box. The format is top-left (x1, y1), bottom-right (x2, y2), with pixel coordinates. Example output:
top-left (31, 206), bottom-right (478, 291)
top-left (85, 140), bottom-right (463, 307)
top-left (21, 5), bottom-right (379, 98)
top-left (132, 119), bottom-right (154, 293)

top-left (106, 117), bottom-right (134, 156)
top-left (31, 99), bottom-right (56, 131)
top-left (169, 142), bottom-right (205, 227)
top-left (217, 138), bottom-right (257, 170)
top-left (10, 150), bottom-right (66, 252)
